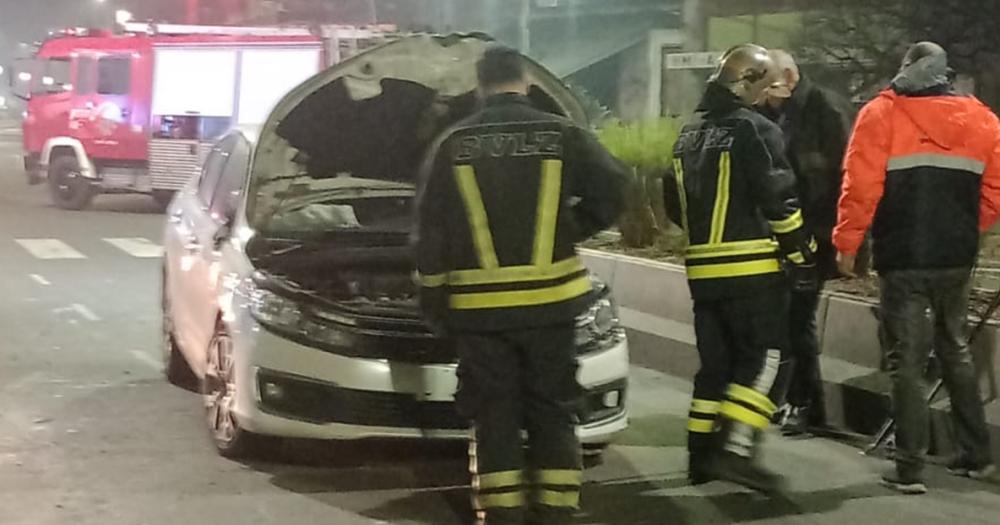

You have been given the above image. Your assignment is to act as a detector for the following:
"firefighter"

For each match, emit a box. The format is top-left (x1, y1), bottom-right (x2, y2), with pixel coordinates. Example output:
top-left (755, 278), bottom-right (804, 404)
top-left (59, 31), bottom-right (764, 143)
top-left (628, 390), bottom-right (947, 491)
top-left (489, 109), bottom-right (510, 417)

top-left (664, 44), bottom-right (817, 493)
top-left (834, 42), bottom-right (1000, 494)
top-left (414, 46), bottom-right (627, 525)
top-left (758, 49), bottom-right (858, 436)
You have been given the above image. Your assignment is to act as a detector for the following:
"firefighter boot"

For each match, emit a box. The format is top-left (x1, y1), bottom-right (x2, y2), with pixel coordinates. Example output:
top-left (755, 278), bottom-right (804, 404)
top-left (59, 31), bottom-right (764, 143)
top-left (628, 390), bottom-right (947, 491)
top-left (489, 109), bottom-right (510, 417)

top-left (710, 418), bottom-right (786, 494)
top-left (688, 429), bottom-right (718, 485)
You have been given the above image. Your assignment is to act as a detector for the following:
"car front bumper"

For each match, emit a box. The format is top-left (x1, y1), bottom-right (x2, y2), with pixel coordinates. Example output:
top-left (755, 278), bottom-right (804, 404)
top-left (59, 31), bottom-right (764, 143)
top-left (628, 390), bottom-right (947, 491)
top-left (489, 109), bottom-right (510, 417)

top-left (232, 325), bottom-right (630, 444)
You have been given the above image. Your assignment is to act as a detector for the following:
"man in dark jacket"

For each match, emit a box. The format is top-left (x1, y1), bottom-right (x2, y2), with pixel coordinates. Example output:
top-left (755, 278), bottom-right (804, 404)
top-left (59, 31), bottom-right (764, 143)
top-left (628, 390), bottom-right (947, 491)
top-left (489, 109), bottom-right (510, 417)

top-left (835, 42), bottom-right (1000, 494)
top-left (759, 50), bottom-right (857, 435)
top-left (414, 46), bottom-right (627, 525)
top-left (664, 44), bottom-right (817, 493)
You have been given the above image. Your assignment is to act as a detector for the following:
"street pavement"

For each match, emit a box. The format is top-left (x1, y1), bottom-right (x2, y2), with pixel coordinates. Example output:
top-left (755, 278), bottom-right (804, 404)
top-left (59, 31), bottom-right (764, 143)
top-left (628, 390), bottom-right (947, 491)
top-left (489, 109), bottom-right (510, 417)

top-left (1, 131), bottom-right (1000, 524)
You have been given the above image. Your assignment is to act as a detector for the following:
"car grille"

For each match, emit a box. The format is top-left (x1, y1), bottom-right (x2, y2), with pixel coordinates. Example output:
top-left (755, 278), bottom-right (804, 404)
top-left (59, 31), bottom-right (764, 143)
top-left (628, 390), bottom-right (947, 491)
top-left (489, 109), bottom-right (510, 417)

top-left (257, 369), bottom-right (467, 429)
top-left (257, 369), bottom-right (626, 431)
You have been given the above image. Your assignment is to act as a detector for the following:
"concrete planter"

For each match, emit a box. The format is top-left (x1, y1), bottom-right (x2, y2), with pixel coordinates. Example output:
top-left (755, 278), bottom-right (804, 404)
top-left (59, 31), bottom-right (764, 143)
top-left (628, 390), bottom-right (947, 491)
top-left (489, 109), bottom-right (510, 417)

top-left (580, 248), bottom-right (1000, 457)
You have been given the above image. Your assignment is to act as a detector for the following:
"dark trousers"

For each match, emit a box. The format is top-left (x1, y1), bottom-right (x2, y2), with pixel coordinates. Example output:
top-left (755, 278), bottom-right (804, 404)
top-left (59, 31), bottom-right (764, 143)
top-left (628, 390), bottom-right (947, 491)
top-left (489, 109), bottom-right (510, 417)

top-left (455, 324), bottom-right (582, 525)
top-left (688, 287), bottom-right (790, 461)
top-left (880, 268), bottom-right (992, 479)
top-left (784, 287), bottom-right (827, 424)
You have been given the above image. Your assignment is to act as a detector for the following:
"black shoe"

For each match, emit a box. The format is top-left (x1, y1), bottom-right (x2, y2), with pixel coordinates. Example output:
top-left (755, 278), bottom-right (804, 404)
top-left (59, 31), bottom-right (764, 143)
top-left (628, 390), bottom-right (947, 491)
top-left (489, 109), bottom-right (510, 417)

top-left (689, 466), bottom-right (716, 486)
top-left (880, 472), bottom-right (927, 494)
top-left (781, 406), bottom-right (810, 437)
top-left (710, 451), bottom-right (786, 494)
top-left (947, 458), bottom-right (997, 480)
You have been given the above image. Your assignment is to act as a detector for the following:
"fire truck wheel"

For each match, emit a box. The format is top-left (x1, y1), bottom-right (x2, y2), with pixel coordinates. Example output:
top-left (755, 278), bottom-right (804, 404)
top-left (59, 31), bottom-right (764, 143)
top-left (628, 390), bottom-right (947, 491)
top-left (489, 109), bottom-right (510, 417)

top-left (48, 156), bottom-right (95, 211)
top-left (152, 190), bottom-right (176, 210)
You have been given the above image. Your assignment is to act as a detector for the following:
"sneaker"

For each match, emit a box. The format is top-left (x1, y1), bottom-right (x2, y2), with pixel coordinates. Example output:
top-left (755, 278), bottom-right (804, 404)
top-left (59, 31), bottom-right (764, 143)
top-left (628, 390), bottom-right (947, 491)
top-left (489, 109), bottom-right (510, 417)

top-left (781, 406), bottom-right (810, 437)
top-left (710, 451), bottom-right (786, 494)
top-left (880, 473), bottom-right (927, 495)
top-left (947, 459), bottom-right (997, 480)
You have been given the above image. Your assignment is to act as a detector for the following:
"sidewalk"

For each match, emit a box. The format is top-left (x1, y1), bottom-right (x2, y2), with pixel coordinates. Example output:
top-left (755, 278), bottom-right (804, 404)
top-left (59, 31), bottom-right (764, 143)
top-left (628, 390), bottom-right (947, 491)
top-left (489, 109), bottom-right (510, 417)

top-left (574, 366), bottom-right (1000, 524)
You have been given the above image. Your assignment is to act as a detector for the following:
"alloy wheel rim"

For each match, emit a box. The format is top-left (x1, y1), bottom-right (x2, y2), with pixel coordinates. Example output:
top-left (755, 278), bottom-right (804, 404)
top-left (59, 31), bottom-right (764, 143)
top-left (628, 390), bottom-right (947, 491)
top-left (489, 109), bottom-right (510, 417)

top-left (205, 332), bottom-right (237, 444)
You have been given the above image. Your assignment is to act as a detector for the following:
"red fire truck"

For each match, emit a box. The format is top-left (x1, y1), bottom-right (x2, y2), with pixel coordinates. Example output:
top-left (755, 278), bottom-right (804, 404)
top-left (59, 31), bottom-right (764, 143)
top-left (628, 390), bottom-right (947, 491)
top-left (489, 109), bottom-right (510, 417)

top-left (12, 22), bottom-right (395, 210)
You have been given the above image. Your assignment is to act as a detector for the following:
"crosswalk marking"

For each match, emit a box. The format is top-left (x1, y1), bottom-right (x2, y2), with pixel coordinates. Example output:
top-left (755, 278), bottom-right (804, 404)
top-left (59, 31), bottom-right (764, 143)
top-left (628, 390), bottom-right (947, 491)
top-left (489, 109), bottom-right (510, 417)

top-left (15, 239), bottom-right (87, 260)
top-left (103, 237), bottom-right (164, 258)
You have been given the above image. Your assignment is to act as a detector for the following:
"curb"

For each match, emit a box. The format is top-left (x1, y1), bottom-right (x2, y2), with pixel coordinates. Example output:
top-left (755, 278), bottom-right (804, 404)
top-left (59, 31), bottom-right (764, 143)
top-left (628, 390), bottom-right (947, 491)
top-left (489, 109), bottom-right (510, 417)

top-left (580, 248), bottom-right (1000, 459)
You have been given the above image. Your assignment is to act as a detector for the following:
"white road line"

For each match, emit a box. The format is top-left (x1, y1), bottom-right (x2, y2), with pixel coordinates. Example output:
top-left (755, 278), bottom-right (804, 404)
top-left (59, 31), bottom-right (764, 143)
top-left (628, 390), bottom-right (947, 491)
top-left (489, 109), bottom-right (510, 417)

top-left (15, 239), bottom-right (86, 260)
top-left (71, 303), bottom-right (101, 322)
top-left (103, 237), bottom-right (164, 258)
top-left (29, 274), bottom-right (51, 286)
top-left (130, 350), bottom-right (162, 370)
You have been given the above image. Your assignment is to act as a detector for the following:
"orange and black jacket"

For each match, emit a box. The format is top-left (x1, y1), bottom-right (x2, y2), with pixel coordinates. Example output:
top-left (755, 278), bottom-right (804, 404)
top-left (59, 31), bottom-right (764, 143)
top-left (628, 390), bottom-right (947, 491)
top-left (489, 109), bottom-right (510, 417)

top-left (664, 83), bottom-right (816, 301)
top-left (413, 93), bottom-right (628, 332)
top-left (833, 88), bottom-right (1000, 271)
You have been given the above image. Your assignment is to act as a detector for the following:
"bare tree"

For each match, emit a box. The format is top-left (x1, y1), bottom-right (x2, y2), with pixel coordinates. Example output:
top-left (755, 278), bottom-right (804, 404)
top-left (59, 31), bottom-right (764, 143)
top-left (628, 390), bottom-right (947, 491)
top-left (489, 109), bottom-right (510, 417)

top-left (796, 0), bottom-right (1000, 106)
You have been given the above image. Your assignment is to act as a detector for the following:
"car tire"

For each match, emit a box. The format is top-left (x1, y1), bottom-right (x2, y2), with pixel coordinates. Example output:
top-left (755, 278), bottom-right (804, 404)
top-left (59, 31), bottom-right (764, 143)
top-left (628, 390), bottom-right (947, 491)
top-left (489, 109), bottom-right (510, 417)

top-left (202, 321), bottom-right (279, 458)
top-left (48, 155), bottom-right (95, 210)
top-left (582, 442), bottom-right (609, 468)
top-left (152, 190), bottom-right (175, 211)
top-left (161, 277), bottom-right (197, 391)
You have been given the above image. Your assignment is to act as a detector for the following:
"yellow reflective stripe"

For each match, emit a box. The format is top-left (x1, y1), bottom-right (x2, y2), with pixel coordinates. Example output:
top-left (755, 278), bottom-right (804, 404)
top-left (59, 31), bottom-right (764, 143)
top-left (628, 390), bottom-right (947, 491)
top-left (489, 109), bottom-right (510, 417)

top-left (709, 151), bottom-right (731, 244)
top-left (416, 272), bottom-right (448, 288)
top-left (454, 165), bottom-right (499, 269)
top-left (720, 401), bottom-right (770, 429)
top-left (687, 418), bottom-right (716, 433)
top-left (449, 275), bottom-right (592, 310)
top-left (686, 259), bottom-right (781, 280)
top-left (685, 245), bottom-right (780, 260)
top-left (690, 399), bottom-right (721, 414)
top-left (770, 209), bottom-right (803, 234)
top-left (686, 239), bottom-right (779, 257)
top-left (788, 251), bottom-right (805, 264)
top-left (479, 470), bottom-right (524, 489)
top-left (532, 159), bottom-right (563, 266)
top-left (477, 491), bottom-right (525, 509)
top-left (537, 489), bottom-right (580, 508)
top-left (447, 257), bottom-right (585, 286)
top-left (673, 158), bottom-right (688, 232)
top-left (536, 469), bottom-right (582, 487)
top-left (728, 384), bottom-right (777, 416)
top-left (809, 237), bottom-right (818, 252)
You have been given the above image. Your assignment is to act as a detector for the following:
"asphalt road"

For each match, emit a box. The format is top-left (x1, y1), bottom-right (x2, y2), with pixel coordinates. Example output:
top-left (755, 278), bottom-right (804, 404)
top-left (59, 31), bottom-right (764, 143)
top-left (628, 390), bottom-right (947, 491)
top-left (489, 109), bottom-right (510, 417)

top-left (2, 127), bottom-right (1000, 525)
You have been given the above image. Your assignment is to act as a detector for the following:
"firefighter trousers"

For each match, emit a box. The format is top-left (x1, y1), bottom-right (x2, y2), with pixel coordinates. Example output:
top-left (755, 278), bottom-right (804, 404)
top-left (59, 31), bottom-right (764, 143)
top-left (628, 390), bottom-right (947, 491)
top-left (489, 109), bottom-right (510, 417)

top-left (454, 323), bottom-right (583, 525)
top-left (687, 286), bottom-right (790, 463)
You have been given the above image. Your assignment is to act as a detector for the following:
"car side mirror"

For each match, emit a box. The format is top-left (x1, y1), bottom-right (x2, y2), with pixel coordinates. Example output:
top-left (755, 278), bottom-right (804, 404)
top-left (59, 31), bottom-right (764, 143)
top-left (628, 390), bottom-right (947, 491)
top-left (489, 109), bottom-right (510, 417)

top-left (213, 222), bottom-right (232, 249)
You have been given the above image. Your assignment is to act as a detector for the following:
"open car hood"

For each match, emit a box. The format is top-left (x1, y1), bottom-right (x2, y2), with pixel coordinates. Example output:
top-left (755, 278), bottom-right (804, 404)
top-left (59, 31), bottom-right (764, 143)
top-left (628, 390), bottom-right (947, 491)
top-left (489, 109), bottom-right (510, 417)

top-left (245, 33), bottom-right (586, 232)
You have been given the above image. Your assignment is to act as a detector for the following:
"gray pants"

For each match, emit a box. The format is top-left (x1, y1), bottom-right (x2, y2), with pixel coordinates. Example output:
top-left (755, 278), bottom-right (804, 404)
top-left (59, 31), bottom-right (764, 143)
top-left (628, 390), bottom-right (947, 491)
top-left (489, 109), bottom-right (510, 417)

top-left (880, 268), bottom-right (992, 479)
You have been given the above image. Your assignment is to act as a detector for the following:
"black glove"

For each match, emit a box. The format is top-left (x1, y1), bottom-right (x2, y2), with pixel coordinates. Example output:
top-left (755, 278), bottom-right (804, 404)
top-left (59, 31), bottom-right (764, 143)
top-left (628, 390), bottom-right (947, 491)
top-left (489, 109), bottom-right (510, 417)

top-left (790, 263), bottom-right (819, 293)
top-left (418, 288), bottom-right (450, 338)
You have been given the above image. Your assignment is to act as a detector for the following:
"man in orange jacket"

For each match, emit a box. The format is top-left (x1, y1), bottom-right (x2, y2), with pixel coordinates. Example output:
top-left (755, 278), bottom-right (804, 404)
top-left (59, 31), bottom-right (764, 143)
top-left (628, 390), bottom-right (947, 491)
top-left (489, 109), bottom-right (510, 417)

top-left (834, 42), bottom-right (1000, 494)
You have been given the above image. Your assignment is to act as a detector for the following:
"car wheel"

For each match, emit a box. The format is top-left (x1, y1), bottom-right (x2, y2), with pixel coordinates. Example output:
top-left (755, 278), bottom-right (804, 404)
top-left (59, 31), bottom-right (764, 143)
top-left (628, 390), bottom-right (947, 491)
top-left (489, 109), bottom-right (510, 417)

top-left (582, 442), bottom-right (609, 468)
top-left (202, 322), bottom-right (278, 458)
top-left (161, 277), bottom-right (196, 390)
top-left (152, 190), bottom-right (175, 211)
top-left (48, 156), bottom-right (95, 210)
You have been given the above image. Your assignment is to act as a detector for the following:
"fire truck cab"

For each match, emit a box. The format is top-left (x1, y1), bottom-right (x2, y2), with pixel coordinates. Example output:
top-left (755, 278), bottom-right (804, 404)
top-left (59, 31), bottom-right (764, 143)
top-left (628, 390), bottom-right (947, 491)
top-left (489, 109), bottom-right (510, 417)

top-left (13, 23), bottom-right (393, 210)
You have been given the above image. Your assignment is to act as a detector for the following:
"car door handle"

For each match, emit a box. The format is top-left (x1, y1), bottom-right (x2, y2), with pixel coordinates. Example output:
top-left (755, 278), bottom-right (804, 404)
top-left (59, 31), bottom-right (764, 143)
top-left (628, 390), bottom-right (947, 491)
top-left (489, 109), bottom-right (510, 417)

top-left (184, 238), bottom-right (202, 254)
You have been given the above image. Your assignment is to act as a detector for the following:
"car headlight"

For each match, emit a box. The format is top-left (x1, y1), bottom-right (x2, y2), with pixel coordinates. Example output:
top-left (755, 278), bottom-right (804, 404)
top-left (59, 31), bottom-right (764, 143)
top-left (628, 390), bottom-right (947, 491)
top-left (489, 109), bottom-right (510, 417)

top-left (245, 280), bottom-right (352, 348)
top-left (575, 295), bottom-right (621, 348)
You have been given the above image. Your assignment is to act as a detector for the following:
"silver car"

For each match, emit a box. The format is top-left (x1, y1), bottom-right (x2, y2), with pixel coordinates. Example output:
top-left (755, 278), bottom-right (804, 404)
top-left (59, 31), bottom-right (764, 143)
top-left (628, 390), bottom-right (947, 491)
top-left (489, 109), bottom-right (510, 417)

top-left (161, 34), bottom-right (629, 458)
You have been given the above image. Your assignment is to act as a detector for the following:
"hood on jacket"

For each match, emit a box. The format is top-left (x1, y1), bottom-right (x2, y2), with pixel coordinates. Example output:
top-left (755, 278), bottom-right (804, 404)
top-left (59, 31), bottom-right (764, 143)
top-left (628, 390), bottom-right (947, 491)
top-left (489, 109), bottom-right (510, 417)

top-left (882, 89), bottom-right (977, 151)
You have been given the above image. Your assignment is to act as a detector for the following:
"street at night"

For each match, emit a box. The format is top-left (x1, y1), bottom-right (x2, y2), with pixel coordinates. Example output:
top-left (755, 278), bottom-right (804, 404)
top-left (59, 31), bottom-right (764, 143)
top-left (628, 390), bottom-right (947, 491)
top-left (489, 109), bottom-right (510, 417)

top-left (1, 122), bottom-right (1000, 523)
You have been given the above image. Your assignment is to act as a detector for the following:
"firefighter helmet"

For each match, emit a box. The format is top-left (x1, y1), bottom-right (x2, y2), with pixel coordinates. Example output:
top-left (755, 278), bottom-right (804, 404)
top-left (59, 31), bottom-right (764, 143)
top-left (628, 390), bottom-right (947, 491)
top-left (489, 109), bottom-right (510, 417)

top-left (709, 44), bottom-right (778, 105)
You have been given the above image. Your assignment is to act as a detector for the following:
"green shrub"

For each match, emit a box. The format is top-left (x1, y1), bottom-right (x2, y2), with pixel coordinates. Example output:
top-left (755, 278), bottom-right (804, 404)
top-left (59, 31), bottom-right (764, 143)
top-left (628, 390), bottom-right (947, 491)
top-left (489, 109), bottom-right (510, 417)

top-left (597, 118), bottom-right (684, 249)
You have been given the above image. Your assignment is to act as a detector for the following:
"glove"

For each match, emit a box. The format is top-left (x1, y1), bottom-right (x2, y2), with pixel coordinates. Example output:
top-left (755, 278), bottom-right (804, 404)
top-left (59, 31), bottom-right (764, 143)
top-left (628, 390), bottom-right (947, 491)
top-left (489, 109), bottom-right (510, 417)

top-left (418, 288), bottom-right (450, 338)
top-left (790, 263), bottom-right (819, 293)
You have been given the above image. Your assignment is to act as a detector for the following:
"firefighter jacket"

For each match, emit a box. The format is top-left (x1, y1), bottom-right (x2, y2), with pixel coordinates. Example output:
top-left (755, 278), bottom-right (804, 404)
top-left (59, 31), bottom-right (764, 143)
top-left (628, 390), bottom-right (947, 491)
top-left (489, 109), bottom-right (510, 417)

top-left (760, 77), bottom-right (857, 279)
top-left (664, 83), bottom-right (816, 301)
top-left (414, 93), bottom-right (628, 332)
top-left (833, 88), bottom-right (1000, 272)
